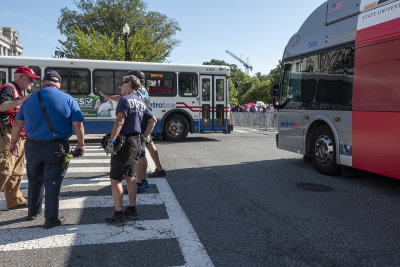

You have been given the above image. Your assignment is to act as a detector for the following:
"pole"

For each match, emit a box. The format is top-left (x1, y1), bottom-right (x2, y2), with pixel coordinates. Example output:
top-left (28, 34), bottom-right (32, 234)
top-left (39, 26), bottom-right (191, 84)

top-left (124, 33), bottom-right (130, 61)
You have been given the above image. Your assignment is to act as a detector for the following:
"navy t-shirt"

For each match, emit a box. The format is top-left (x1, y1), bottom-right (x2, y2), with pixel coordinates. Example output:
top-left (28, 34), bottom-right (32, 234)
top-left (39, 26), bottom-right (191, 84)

top-left (116, 92), bottom-right (153, 135)
top-left (16, 86), bottom-right (84, 140)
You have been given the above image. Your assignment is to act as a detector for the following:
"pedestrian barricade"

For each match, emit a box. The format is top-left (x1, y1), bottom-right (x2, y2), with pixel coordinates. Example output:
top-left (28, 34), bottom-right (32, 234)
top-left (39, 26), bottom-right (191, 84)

top-left (230, 112), bottom-right (277, 130)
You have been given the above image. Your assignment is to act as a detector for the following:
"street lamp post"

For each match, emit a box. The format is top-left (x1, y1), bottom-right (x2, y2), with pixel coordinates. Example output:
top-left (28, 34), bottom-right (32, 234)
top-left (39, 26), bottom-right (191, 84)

top-left (123, 23), bottom-right (131, 61)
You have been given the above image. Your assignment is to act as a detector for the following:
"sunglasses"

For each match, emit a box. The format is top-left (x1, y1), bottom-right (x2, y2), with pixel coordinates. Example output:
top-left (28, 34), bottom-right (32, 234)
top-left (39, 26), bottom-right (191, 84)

top-left (121, 80), bottom-right (129, 85)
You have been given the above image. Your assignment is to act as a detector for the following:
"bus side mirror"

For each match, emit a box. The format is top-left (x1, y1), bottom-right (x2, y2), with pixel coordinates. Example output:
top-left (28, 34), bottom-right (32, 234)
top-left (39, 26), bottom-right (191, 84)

top-left (271, 85), bottom-right (280, 97)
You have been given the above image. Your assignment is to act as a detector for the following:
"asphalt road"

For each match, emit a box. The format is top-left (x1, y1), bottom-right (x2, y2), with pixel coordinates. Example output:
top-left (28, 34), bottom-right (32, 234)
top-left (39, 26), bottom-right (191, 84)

top-left (1, 127), bottom-right (400, 266)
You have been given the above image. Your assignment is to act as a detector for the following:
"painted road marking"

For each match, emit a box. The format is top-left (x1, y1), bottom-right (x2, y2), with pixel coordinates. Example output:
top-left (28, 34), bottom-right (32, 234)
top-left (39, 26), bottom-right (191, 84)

top-left (0, 193), bottom-right (163, 210)
top-left (1, 144), bottom-right (213, 266)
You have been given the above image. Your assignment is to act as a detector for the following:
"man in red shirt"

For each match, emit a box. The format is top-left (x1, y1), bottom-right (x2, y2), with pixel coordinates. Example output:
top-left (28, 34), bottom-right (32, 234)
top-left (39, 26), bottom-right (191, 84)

top-left (0, 66), bottom-right (39, 210)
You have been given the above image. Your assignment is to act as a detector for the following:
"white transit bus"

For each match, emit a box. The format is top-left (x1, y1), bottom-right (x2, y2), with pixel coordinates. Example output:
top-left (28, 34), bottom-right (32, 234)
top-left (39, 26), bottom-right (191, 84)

top-left (0, 57), bottom-right (232, 141)
top-left (272, 0), bottom-right (400, 179)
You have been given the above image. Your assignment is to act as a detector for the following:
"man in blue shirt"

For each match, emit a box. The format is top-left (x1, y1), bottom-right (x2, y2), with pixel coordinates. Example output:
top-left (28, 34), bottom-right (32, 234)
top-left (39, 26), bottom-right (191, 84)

top-left (9, 70), bottom-right (85, 229)
top-left (105, 74), bottom-right (156, 226)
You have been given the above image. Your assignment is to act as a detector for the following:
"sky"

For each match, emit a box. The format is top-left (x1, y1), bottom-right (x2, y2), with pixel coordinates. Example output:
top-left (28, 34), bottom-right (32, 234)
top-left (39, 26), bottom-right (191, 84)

top-left (0, 0), bottom-right (326, 75)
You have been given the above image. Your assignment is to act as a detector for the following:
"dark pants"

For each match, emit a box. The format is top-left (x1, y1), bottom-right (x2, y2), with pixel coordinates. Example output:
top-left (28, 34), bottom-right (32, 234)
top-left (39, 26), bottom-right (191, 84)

top-left (25, 139), bottom-right (69, 220)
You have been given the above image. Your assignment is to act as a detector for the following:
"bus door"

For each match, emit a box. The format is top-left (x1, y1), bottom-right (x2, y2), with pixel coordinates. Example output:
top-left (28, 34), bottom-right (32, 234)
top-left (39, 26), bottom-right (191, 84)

top-left (214, 76), bottom-right (226, 131)
top-left (277, 64), bottom-right (305, 153)
top-left (0, 68), bottom-right (8, 86)
top-left (200, 75), bottom-right (212, 131)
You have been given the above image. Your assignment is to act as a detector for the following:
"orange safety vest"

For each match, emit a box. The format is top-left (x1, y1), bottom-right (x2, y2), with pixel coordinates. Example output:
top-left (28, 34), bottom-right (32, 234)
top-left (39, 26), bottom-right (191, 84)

top-left (0, 82), bottom-right (25, 135)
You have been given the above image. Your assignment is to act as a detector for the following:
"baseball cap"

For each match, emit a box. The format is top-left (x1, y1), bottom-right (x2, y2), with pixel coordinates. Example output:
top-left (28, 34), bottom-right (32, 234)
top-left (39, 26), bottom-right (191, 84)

top-left (15, 66), bottom-right (40, 80)
top-left (43, 70), bottom-right (62, 83)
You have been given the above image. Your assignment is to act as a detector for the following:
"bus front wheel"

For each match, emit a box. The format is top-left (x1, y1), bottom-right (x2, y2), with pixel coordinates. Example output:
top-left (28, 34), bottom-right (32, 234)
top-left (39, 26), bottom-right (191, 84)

top-left (311, 125), bottom-right (341, 176)
top-left (163, 114), bottom-right (189, 141)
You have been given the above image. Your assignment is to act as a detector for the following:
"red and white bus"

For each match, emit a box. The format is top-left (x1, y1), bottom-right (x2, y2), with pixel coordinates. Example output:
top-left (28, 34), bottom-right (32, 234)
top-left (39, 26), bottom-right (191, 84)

top-left (0, 57), bottom-right (232, 141)
top-left (273, 0), bottom-right (400, 178)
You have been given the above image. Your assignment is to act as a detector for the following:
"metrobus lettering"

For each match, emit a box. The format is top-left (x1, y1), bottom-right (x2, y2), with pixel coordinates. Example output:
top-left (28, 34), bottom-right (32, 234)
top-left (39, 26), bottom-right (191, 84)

top-left (150, 102), bottom-right (176, 109)
top-left (280, 121), bottom-right (302, 130)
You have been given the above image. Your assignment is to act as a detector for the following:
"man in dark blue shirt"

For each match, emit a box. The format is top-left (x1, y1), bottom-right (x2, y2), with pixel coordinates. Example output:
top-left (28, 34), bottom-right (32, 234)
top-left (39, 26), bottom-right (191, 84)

top-left (105, 74), bottom-right (156, 226)
top-left (9, 70), bottom-right (85, 229)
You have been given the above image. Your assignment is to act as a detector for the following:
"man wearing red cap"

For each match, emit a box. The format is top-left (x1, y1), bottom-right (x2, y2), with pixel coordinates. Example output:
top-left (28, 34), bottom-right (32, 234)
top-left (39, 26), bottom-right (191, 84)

top-left (0, 66), bottom-right (39, 210)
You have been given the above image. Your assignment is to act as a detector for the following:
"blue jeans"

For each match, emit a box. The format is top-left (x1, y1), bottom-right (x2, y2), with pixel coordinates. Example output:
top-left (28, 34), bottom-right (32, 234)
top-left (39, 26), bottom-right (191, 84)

top-left (25, 139), bottom-right (69, 220)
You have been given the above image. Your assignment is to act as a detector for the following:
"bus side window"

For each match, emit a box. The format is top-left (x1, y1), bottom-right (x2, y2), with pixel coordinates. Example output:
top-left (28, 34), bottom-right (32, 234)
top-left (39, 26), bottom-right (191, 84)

top-left (70, 70), bottom-right (90, 95)
top-left (281, 63), bottom-right (292, 103)
top-left (94, 70), bottom-right (114, 95)
top-left (145, 72), bottom-right (176, 97)
top-left (216, 79), bottom-right (224, 101)
top-left (179, 72), bottom-right (198, 97)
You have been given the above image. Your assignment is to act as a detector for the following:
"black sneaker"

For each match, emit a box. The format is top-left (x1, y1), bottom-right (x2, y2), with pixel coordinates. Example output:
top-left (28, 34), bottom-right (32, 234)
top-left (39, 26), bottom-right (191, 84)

top-left (124, 206), bottom-right (138, 220)
top-left (148, 169), bottom-right (166, 178)
top-left (105, 214), bottom-right (125, 226)
top-left (44, 216), bottom-right (65, 229)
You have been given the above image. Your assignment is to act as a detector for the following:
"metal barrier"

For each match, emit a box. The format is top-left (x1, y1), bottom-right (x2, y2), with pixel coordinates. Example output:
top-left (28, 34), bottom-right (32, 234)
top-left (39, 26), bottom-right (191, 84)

top-left (230, 112), bottom-right (277, 129)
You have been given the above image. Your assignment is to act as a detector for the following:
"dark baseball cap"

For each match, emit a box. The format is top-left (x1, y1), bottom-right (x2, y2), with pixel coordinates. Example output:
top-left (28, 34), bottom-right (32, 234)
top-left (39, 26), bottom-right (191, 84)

top-left (43, 70), bottom-right (62, 83)
top-left (15, 66), bottom-right (40, 79)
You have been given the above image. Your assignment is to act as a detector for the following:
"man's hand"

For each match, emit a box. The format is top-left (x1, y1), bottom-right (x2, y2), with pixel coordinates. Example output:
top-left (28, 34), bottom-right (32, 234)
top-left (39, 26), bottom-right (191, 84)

top-left (72, 146), bottom-right (85, 158)
top-left (9, 143), bottom-right (19, 156)
top-left (105, 142), bottom-right (115, 155)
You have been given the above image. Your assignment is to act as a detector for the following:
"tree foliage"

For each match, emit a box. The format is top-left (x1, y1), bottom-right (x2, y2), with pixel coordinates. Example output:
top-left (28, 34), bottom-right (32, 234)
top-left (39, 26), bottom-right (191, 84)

top-left (57, 0), bottom-right (181, 61)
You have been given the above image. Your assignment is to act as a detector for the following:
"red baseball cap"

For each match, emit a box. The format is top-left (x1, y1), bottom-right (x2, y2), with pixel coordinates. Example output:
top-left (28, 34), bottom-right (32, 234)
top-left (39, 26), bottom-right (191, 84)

top-left (15, 66), bottom-right (40, 80)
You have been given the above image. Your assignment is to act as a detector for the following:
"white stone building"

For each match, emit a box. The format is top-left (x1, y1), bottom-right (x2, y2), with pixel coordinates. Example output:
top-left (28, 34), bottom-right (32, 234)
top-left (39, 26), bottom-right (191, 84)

top-left (0, 26), bottom-right (23, 56)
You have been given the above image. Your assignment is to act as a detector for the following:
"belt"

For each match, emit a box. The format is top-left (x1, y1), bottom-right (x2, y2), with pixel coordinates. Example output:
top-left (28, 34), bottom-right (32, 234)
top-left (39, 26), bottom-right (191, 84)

top-left (26, 136), bottom-right (68, 143)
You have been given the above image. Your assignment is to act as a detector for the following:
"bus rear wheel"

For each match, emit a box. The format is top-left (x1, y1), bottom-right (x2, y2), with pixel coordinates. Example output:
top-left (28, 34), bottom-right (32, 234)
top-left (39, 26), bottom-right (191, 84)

top-left (163, 114), bottom-right (189, 141)
top-left (311, 125), bottom-right (341, 176)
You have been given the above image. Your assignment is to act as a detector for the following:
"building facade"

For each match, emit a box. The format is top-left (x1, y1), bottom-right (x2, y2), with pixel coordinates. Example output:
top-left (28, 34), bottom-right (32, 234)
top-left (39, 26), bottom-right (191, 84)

top-left (0, 26), bottom-right (23, 56)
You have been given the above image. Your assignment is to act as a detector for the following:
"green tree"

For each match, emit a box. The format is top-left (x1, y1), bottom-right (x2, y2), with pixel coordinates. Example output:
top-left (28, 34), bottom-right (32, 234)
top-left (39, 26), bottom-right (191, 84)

top-left (57, 0), bottom-right (181, 61)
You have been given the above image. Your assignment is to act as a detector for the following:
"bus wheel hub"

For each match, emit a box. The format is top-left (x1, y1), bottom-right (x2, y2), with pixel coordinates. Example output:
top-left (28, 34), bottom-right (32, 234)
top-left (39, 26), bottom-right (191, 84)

top-left (314, 135), bottom-right (333, 165)
top-left (168, 121), bottom-right (182, 136)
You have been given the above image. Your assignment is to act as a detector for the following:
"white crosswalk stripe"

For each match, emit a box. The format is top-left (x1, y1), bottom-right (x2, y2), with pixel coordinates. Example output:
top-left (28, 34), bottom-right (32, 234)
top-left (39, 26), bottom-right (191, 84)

top-left (0, 143), bottom-right (213, 266)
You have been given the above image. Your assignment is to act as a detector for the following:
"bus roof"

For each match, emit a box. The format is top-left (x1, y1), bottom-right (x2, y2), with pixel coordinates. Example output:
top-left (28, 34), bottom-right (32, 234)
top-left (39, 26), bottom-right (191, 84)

top-left (0, 56), bottom-right (230, 76)
top-left (283, 0), bottom-right (398, 61)
top-left (283, 0), bottom-right (359, 61)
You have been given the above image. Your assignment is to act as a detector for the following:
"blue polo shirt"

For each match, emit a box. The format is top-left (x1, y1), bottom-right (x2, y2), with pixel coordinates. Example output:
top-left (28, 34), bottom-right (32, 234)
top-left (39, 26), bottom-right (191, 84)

top-left (116, 92), bottom-right (153, 135)
top-left (16, 85), bottom-right (84, 140)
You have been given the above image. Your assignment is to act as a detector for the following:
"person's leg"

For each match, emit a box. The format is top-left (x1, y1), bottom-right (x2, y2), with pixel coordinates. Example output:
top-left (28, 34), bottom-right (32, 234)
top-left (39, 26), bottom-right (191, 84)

top-left (123, 136), bottom-right (141, 219)
top-left (5, 136), bottom-right (28, 208)
top-left (146, 141), bottom-right (163, 171)
top-left (136, 158), bottom-right (145, 184)
top-left (111, 179), bottom-right (124, 211)
top-left (25, 141), bottom-right (45, 218)
top-left (125, 176), bottom-right (137, 207)
top-left (124, 175), bottom-right (139, 220)
top-left (43, 142), bottom-right (67, 221)
top-left (136, 138), bottom-right (148, 191)
top-left (147, 141), bottom-right (166, 178)
top-left (107, 140), bottom-right (131, 226)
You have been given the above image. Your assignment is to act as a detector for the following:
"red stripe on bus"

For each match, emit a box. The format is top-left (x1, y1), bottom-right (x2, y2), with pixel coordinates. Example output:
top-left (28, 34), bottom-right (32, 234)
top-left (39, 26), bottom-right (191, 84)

top-left (356, 17), bottom-right (400, 47)
top-left (353, 111), bottom-right (400, 179)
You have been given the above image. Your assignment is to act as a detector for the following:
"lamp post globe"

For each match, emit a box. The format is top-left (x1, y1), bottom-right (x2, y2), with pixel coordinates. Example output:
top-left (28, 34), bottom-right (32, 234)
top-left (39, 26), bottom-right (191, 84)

top-left (123, 23), bottom-right (131, 61)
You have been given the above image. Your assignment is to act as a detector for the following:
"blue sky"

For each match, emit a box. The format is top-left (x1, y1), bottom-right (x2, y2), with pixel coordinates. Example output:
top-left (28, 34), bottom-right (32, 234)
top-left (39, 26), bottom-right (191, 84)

top-left (1, 0), bottom-right (326, 75)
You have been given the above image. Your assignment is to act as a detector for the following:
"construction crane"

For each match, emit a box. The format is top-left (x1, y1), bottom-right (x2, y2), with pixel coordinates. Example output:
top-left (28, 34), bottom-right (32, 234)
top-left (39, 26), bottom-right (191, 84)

top-left (225, 50), bottom-right (253, 75)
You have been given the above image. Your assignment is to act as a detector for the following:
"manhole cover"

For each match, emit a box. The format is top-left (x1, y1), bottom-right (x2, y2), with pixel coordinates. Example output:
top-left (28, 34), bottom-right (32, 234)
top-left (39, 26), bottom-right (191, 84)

top-left (296, 183), bottom-right (334, 192)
